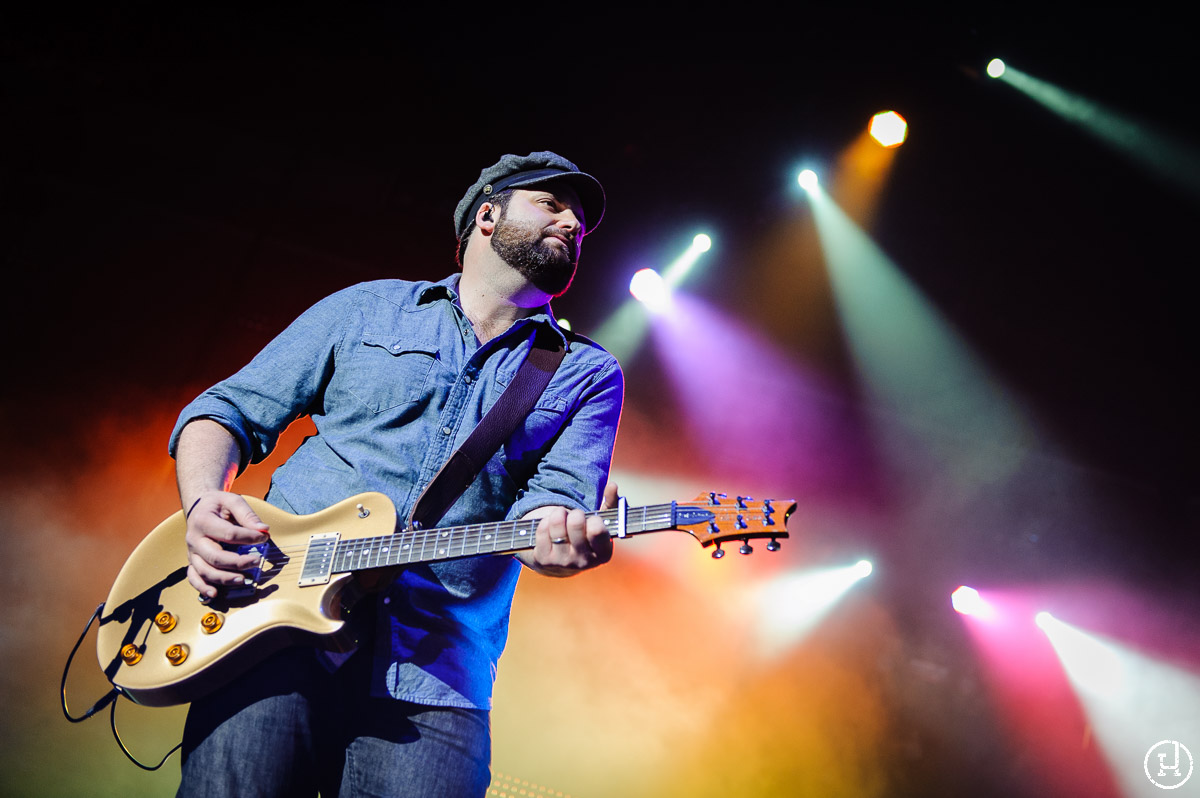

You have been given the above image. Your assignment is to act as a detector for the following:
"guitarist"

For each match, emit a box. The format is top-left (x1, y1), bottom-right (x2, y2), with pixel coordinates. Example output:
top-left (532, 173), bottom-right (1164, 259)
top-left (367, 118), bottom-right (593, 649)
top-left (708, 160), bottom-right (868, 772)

top-left (169, 152), bottom-right (623, 797)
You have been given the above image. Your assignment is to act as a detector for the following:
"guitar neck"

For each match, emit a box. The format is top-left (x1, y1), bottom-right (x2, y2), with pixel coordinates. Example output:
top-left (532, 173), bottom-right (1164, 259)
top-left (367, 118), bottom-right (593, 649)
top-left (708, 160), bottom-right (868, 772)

top-left (327, 502), bottom-right (678, 575)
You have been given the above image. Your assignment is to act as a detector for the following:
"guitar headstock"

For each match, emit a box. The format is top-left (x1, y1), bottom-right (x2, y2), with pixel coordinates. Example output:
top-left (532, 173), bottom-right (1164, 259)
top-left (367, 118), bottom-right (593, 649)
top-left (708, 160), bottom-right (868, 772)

top-left (674, 493), bottom-right (795, 558)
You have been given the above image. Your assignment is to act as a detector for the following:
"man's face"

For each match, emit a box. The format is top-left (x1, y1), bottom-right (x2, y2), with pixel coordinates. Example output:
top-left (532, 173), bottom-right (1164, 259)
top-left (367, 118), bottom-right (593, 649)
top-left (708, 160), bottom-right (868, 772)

top-left (490, 186), bottom-right (585, 298)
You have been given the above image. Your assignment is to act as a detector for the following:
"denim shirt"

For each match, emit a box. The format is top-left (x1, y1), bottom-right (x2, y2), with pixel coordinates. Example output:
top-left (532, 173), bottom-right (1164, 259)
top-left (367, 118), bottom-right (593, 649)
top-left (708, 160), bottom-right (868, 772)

top-left (168, 274), bottom-right (623, 709)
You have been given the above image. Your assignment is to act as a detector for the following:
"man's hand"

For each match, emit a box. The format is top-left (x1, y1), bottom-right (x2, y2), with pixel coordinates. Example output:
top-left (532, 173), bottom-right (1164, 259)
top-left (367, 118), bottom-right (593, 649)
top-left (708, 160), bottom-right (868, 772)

top-left (516, 482), bottom-right (619, 577)
top-left (184, 490), bottom-right (271, 600)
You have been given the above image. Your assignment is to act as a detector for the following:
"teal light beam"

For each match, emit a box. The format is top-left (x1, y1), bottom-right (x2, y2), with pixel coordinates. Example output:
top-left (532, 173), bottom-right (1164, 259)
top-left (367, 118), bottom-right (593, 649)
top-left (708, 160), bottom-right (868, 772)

top-left (999, 64), bottom-right (1200, 196)
top-left (807, 185), bottom-right (1037, 489)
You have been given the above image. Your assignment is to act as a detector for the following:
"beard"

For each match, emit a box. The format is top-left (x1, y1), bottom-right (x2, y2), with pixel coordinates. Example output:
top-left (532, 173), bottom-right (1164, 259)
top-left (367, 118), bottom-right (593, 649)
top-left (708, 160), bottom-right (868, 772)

top-left (490, 214), bottom-right (579, 298)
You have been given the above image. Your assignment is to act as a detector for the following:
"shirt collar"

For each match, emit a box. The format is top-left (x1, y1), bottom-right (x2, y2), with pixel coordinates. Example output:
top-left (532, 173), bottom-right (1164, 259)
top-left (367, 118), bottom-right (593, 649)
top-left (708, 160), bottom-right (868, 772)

top-left (417, 273), bottom-right (569, 350)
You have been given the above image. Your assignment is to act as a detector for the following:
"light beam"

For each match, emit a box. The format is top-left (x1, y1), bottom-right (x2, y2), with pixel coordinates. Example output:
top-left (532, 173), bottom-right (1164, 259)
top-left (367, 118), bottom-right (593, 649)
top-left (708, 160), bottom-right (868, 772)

top-left (995, 62), bottom-right (1200, 196)
top-left (752, 560), bottom-right (875, 657)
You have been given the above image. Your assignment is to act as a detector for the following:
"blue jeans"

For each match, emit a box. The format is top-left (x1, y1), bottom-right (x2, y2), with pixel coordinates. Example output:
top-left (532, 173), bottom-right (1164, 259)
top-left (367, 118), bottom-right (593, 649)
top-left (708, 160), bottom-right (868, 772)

top-left (176, 647), bottom-right (491, 798)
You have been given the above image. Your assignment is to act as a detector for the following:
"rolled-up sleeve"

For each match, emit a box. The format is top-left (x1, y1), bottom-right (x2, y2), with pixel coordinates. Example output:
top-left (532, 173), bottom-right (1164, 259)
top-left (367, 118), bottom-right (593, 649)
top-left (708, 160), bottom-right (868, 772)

top-left (167, 289), bottom-right (352, 471)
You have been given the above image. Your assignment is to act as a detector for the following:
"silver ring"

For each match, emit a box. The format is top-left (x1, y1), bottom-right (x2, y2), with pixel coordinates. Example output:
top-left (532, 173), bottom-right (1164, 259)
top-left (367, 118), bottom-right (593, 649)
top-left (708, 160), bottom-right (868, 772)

top-left (551, 537), bottom-right (569, 544)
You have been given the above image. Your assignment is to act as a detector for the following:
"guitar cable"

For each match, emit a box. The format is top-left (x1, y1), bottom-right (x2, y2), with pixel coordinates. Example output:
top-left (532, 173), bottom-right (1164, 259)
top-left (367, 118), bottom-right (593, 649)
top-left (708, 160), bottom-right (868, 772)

top-left (61, 602), bottom-right (182, 771)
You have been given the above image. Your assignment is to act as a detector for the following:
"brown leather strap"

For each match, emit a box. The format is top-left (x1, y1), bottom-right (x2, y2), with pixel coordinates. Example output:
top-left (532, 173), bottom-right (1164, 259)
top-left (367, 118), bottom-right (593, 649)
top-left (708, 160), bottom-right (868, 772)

top-left (407, 331), bottom-right (566, 530)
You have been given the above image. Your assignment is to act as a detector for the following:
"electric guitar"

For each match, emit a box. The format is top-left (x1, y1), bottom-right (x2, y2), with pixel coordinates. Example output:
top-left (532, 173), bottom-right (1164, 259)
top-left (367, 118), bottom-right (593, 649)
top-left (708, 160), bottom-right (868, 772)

top-left (97, 491), bottom-right (794, 707)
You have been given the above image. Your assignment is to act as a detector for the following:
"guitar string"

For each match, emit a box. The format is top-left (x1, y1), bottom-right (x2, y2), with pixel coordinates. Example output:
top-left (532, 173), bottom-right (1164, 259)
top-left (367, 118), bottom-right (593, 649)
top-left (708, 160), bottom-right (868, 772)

top-left (244, 504), bottom-right (757, 566)
top-left (236, 501), bottom-right (778, 580)
top-left (238, 504), bottom-right (725, 575)
top-left (255, 509), bottom-right (683, 570)
top-left (247, 505), bottom-right (683, 559)
top-left (256, 501), bottom-right (761, 561)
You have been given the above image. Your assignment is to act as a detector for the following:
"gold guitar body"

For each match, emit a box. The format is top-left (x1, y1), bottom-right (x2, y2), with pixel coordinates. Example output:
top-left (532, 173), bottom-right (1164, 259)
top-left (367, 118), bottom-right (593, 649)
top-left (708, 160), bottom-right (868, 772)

top-left (96, 490), bottom-right (793, 707)
top-left (96, 493), bottom-right (397, 707)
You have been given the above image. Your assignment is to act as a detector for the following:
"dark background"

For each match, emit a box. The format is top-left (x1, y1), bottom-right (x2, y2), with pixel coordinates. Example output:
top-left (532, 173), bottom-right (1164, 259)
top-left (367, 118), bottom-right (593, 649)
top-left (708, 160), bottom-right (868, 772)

top-left (4, 9), bottom-right (1194, 495)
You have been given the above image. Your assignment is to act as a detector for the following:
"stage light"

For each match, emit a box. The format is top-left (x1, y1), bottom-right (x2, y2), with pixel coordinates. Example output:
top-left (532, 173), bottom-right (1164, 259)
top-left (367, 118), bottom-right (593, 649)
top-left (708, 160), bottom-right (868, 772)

top-left (629, 268), bottom-right (670, 311)
top-left (593, 232), bottom-right (711, 357)
top-left (752, 560), bottom-right (876, 655)
top-left (1036, 612), bottom-right (1126, 696)
top-left (994, 63), bottom-right (1200, 196)
top-left (1034, 608), bottom-right (1200, 796)
top-left (987, 58), bottom-right (1006, 78)
top-left (661, 232), bottom-right (715, 287)
top-left (797, 169), bottom-right (819, 192)
top-left (951, 585), bottom-right (993, 618)
top-left (868, 111), bottom-right (908, 148)
top-left (810, 182), bottom-right (1033, 494)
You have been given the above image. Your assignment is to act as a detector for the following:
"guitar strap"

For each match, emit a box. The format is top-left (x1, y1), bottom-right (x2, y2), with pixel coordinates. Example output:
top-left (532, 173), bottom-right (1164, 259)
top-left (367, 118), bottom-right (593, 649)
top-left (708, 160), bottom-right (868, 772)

top-left (406, 327), bottom-right (566, 531)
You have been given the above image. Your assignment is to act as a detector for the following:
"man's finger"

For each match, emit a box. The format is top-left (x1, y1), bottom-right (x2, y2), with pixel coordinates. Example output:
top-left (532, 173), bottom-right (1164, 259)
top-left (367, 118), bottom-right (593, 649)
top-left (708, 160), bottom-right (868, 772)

top-left (600, 481), bottom-right (619, 511)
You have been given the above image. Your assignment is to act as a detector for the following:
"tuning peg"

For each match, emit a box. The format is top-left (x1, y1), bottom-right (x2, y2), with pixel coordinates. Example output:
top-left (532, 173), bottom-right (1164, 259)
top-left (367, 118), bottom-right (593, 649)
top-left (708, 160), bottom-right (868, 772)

top-left (736, 495), bottom-right (752, 510)
top-left (708, 492), bottom-right (727, 505)
top-left (711, 542), bottom-right (726, 559)
top-left (766, 538), bottom-right (781, 552)
top-left (739, 540), bottom-right (753, 555)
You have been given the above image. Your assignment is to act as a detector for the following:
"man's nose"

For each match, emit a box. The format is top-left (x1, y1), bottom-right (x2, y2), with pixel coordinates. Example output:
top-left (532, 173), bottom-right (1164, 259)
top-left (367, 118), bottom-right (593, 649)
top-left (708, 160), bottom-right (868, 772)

top-left (555, 209), bottom-right (582, 236)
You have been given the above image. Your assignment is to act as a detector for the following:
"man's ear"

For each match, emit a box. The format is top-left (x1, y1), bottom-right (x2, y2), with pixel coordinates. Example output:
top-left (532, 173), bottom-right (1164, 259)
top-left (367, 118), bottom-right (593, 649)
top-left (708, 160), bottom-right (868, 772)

top-left (476, 203), bottom-right (497, 235)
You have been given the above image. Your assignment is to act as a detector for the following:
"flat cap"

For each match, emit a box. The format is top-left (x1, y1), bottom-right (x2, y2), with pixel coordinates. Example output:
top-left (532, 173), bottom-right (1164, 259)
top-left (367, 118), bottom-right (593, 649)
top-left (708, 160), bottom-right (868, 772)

top-left (454, 151), bottom-right (605, 239)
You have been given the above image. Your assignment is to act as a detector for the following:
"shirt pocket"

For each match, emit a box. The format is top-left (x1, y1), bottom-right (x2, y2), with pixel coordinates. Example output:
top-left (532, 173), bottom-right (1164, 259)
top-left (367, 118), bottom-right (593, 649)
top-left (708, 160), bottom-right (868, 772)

top-left (346, 332), bottom-right (439, 413)
top-left (506, 392), bottom-right (570, 454)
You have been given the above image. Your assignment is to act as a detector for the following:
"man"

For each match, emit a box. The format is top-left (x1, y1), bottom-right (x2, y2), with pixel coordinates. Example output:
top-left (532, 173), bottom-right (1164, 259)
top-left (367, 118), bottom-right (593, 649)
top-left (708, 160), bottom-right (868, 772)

top-left (169, 151), bottom-right (623, 797)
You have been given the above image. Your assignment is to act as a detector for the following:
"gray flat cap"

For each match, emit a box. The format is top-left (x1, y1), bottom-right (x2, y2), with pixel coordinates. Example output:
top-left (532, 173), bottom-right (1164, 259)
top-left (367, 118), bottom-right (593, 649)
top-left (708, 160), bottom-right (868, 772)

top-left (454, 151), bottom-right (605, 239)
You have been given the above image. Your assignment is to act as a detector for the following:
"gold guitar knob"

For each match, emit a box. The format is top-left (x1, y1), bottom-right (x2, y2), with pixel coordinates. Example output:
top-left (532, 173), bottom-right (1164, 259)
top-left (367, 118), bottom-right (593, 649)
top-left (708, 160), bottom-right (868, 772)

top-left (120, 644), bottom-right (142, 666)
top-left (200, 611), bottom-right (224, 634)
top-left (154, 611), bottom-right (177, 633)
top-left (165, 644), bottom-right (189, 666)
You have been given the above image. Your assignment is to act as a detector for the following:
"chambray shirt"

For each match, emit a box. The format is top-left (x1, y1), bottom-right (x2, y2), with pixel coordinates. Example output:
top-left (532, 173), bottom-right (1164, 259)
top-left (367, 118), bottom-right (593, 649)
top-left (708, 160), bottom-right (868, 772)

top-left (168, 274), bottom-right (623, 709)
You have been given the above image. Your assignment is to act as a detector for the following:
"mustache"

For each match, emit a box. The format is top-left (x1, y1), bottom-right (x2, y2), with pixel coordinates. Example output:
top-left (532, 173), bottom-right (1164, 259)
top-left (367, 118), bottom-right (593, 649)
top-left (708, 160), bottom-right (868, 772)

top-left (542, 229), bottom-right (578, 260)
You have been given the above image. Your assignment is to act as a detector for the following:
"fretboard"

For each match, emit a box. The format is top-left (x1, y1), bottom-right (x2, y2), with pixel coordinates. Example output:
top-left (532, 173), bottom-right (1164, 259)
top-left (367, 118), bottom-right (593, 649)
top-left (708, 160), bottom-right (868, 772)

top-left (330, 502), bottom-right (680, 573)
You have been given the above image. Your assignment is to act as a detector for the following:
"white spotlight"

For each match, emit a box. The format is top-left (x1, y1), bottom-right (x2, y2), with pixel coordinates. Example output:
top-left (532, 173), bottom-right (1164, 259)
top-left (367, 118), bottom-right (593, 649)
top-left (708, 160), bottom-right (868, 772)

top-left (629, 268), bottom-right (670, 311)
top-left (797, 169), bottom-right (819, 192)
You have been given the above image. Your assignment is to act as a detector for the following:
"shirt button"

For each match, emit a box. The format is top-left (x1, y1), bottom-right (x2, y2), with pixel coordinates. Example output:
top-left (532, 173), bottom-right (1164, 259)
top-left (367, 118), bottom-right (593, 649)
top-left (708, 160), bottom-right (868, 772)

top-left (464, 375), bottom-right (472, 384)
top-left (442, 426), bottom-right (452, 435)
